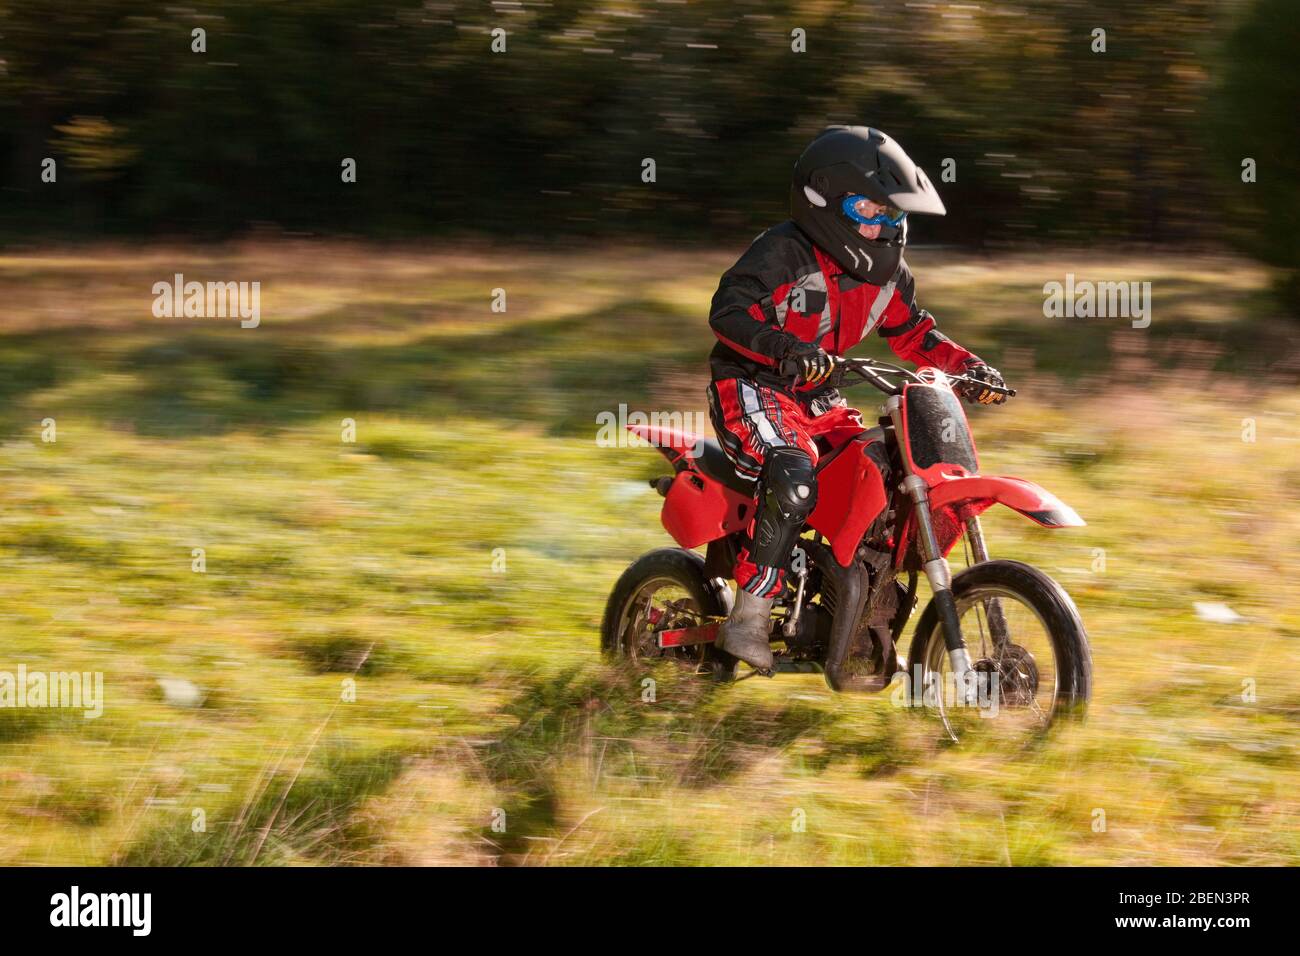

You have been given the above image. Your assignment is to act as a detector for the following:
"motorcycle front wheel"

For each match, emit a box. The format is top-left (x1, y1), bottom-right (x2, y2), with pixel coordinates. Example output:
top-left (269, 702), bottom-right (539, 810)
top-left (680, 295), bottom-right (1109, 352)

top-left (905, 559), bottom-right (1091, 742)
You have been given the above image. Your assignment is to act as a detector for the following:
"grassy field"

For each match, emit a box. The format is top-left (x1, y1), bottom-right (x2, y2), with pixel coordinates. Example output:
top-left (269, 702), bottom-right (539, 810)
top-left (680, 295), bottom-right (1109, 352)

top-left (0, 240), bottom-right (1297, 865)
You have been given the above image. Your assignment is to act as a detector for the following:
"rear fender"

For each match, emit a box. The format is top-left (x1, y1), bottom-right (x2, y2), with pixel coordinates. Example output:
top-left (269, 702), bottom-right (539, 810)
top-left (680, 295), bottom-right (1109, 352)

top-left (625, 424), bottom-right (703, 468)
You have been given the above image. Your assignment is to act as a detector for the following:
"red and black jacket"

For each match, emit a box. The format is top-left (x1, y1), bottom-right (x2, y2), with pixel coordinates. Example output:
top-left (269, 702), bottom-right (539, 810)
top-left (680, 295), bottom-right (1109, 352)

top-left (708, 221), bottom-right (978, 394)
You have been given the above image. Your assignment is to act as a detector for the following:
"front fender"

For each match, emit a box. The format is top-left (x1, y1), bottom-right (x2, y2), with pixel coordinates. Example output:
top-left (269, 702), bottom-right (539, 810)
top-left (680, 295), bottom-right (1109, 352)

top-left (928, 474), bottom-right (1085, 528)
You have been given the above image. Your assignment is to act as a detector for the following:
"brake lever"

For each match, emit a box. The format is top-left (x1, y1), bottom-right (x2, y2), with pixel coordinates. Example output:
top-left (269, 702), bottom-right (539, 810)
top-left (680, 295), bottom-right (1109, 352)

top-left (825, 358), bottom-right (853, 389)
top-left (951, 374), bottom-right (1017, 399)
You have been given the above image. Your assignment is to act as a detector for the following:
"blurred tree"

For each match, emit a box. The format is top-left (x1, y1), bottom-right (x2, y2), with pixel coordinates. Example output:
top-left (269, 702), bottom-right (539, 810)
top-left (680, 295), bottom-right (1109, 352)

top-left (0, 0), bottom-right (1287, 277)
top-left (1215, 0), bottom-right (1300, 310)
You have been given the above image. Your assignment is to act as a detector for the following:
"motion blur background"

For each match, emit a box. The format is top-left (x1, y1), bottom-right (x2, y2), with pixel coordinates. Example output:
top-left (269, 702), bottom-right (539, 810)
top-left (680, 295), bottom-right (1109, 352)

top-left (0, 0), bottom-right (1297, 865)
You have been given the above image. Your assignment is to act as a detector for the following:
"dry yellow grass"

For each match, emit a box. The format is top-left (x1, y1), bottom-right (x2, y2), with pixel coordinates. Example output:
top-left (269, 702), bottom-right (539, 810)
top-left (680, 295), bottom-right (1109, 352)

top-left (0, 241), bottom-right (1296, 864)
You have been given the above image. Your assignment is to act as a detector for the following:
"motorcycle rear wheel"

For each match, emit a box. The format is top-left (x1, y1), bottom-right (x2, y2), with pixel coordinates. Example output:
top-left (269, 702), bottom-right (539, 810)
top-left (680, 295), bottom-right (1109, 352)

top-left (601, 548), bottom-right (738, 681)
top-left (905, 559), bottom-right (1091, 741)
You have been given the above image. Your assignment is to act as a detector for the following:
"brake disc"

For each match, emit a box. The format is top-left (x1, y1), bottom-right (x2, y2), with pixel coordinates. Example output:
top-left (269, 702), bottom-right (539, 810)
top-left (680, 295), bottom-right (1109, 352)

top-left (974, 643), bottom-right (1040, 707)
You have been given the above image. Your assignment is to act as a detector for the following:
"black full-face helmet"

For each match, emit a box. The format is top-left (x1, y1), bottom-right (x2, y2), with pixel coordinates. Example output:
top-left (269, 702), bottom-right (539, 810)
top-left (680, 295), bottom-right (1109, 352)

top-left (790, 126), bottom-right (946, 284)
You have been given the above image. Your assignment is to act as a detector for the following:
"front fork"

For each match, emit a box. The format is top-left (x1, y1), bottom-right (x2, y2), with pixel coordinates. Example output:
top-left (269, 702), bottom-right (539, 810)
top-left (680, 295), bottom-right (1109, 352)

top-left (901, 474), bottom-right (974, 680)
top-left (965, 515), bottom-right (1010, 647)
top-left (887, 395), bottom-right (975, 686)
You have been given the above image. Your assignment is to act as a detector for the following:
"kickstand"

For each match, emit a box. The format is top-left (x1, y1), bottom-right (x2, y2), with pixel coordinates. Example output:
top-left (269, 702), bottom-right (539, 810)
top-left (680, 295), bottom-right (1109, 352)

top-left (735, 663), bottom-right (777, 681)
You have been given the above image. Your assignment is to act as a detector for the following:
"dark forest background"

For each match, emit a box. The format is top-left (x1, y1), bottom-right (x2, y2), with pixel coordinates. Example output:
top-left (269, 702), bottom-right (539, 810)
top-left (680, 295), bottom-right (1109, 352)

top-left (1, 0), bottom-right (1296, 301)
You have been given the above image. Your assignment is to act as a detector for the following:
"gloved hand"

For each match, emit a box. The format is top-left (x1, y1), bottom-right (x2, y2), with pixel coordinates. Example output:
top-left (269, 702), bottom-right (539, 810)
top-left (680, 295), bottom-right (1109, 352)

top-left (782, 341), bottom-right (835, 388)
top-left (957, 361), bottom-right (1008, 405)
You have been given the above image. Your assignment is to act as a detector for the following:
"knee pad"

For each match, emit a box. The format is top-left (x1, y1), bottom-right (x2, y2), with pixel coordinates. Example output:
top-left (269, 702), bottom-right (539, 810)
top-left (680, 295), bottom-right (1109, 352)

top-left (750, 448), bottom-right (817, 571)
top-left (763, 447), bottom-right (818, 521)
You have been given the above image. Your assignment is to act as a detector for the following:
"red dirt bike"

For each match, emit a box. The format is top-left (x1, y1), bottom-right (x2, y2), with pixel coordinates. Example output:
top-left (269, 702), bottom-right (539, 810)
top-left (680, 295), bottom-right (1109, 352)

top-left (601, 357), bottom-right (1092, 739)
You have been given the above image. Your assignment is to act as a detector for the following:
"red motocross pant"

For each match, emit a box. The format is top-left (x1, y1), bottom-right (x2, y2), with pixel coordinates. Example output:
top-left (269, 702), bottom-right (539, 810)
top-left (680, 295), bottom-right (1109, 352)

top-left (706, 378), bottom-right (868, 598)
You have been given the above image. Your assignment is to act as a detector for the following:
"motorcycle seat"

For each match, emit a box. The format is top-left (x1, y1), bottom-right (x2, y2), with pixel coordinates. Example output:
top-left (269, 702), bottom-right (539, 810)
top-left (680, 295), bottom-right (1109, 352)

top-left (690, 439), bottom-right (759, 496)
top-left (691, 427), bottom-right (884, 496)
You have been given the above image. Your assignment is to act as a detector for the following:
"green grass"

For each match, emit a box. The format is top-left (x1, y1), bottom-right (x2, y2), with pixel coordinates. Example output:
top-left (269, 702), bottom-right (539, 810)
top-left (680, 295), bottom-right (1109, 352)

top-left (0, 241), bottom-right (1297, 865)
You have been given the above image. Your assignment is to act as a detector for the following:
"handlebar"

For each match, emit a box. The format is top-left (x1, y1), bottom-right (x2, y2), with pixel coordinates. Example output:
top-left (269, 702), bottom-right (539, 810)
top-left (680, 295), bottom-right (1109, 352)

top-left (780, 355), bottom-right (1017, 399)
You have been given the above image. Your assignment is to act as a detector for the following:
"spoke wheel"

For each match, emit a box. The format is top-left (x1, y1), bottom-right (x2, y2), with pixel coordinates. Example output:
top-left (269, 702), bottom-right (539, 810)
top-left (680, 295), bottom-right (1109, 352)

top-left (907, 560), bottom-right (1091, 743)
top-left (616, 576), bottom-right (710, 667)
top-left (601, 548), bottom-right (736, 681)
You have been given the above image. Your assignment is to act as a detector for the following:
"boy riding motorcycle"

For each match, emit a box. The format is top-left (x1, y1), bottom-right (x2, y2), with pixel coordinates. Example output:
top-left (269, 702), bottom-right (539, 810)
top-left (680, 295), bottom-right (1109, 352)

top-left (708, 125), bottom-right (1009, 670)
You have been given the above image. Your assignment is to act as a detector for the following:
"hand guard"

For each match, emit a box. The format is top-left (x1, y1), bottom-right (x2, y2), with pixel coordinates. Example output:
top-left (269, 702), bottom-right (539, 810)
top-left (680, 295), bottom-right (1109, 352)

top-left (957, 361), bottom-right (1009, 405)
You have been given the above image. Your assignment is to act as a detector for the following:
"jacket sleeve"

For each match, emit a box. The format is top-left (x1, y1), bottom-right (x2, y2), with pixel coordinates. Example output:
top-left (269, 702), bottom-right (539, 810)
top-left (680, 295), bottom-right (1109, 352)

top-left (875, 261), bottom-right (979, 374)
top-left (708, 235), bottom-right (801, 367)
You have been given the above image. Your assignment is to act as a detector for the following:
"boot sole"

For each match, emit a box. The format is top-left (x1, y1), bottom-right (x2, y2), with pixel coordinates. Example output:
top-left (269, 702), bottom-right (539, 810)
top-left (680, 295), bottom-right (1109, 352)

top-left (716, 640), bottom-right (774, 671)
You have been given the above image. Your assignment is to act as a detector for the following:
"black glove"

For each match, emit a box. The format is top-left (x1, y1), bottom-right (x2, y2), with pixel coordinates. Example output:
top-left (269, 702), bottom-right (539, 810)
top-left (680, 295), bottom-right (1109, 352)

top-left (781, 341), bottom-right (835, 388)
top-left (957, 361), bottom-right (1008, 405)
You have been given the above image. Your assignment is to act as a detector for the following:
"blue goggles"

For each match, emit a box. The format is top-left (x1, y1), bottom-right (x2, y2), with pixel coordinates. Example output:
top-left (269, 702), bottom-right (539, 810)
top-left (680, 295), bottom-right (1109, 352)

top-left (840, 194), bottom-right (907, 228)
